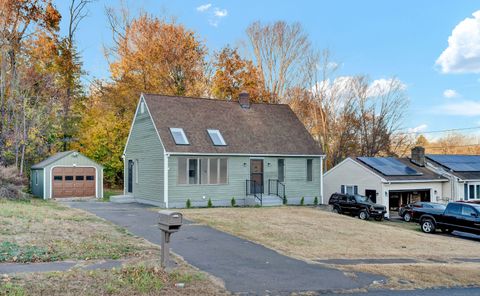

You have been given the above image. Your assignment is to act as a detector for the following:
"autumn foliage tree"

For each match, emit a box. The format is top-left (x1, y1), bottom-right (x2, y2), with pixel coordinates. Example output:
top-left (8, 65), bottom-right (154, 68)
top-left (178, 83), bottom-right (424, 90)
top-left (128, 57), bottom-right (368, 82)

top-left (211, 46), bottom-right (266, 102)
top-left (76, 13), bottom-right (209, 184)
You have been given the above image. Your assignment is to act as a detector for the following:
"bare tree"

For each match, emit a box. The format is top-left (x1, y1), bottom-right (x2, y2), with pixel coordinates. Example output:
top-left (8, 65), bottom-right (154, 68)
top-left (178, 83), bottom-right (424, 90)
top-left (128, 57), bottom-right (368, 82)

top-left (246, 21), bottom-right (312, 103)
top-left (351, 76), bottom-right (408, 157)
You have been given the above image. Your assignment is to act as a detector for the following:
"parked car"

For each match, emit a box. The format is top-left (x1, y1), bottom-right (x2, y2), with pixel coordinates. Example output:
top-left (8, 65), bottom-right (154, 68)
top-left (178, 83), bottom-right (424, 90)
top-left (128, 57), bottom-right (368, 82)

top-left (399, 202), bottom-right (446, 222)
top-left (413, 202), bottom-right (480, 235)
top-left (328, 193), bottom-right (387, 221)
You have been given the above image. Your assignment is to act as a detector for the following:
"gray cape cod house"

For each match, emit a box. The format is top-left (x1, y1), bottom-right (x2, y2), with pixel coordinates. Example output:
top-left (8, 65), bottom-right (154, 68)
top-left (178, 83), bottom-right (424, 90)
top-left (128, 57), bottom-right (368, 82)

top-left (118, 93), bottom-right (324, 208)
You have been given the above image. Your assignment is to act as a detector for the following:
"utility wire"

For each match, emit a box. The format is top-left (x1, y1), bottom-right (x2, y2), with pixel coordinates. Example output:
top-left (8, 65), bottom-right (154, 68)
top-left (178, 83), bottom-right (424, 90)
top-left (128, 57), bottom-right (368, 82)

top-left (396, 126), bottom-right (480, 135)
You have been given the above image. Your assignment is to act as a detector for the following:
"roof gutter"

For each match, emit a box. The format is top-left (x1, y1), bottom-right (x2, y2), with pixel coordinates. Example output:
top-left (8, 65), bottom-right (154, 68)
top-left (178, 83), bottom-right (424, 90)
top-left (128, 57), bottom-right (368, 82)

top-left (381, 179), bottom-right (447, 184)
top-left (166, 152), bottom-right (325, 157)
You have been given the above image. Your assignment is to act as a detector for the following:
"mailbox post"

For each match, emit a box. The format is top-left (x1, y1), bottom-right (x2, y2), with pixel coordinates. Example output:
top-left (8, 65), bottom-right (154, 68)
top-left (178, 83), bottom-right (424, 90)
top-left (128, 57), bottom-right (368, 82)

top-left (158, 210), bottom-right (183, 268)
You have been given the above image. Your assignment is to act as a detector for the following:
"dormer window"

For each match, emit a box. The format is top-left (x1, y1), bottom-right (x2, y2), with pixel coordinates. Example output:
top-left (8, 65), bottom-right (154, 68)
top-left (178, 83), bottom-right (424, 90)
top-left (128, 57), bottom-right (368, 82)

top-left (207, 129), bottom-right (226, 146)
top-left (170, 128), bottom-right (189, 145)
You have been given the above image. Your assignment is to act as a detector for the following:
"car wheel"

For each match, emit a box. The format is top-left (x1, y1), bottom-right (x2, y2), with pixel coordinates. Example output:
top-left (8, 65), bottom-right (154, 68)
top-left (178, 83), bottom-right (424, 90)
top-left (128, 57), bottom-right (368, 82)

top-left (421, 219), bottom-right (436, 234)
top-left (332, 207), bottom-right (340, 214)
top-left (403, 212), bottom-right (412, 222)
top-left (358, 210), bottom-right (369, 220)
top-left (374, 216), bottom-right (383, 221)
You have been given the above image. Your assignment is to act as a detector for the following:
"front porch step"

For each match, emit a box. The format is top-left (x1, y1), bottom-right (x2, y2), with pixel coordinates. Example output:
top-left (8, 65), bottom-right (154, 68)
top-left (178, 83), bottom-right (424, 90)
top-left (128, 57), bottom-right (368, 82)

top-left (254, 195), bottom-right (283, 206)
top-left (110, 195), bottom-right (135, 204)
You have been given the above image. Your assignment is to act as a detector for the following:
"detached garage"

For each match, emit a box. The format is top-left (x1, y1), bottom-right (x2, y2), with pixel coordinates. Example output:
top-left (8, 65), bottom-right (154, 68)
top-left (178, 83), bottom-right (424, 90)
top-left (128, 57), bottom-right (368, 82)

top-left (30, 151), bottom-right (103, 199)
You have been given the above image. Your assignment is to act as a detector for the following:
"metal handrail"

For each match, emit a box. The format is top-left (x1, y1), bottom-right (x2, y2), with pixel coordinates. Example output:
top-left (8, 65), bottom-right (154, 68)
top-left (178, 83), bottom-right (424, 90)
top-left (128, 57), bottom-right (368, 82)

top-left (268, 179), bottom-right (285, 200)
top-left (246, 180), bottom-right (262, 205)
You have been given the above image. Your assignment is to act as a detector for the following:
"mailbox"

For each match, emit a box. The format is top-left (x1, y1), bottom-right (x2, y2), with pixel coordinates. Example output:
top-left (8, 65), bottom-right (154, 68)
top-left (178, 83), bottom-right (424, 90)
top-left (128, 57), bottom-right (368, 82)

top-left (158, 210), bottom-right (183, 268)
top-left (158, 210), bottom-right (183, 233)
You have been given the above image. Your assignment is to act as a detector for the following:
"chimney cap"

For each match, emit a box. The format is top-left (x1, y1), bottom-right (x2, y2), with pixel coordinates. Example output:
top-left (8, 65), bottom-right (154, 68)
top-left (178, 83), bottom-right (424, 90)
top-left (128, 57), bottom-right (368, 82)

top-left (238, 91), bottom-right (250, 108)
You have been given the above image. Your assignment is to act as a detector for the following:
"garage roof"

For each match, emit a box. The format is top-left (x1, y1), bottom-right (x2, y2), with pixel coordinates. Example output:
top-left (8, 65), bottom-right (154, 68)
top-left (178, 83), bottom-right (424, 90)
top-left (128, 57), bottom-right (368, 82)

top-left (31, 151), bottom-right (103, 169)
top-left (354, 157), bottom-right (448, 182)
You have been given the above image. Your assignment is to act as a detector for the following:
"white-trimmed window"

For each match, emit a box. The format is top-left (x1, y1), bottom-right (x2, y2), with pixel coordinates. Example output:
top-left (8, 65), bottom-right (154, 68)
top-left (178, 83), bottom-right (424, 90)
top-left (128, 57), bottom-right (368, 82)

top-left (170, 128), bottom-right (189, 145)
top-left (464, 183), bottom-right (480, 200)
top-left (207, 129), bottom-right (226, 146)
top-left (341, 185), bottom-right (358, 195)
top-left (140, 101), bottom-right (145, 114)
top-left (306, 159), bottom-right (313, 181)
top-left (178, 157), bottom-right (227, 185)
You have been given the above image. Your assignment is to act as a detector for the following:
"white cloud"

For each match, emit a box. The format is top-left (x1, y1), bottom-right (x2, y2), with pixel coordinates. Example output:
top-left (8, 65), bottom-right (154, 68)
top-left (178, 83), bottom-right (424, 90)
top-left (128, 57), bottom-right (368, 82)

top-left (197, 4), bottom-right (228, 27)
top-left (196, 3), bottom-right (211, 12)
top-left (436, 100), bottom-right (480, 116)
top-left (407, 124), bottom-right (428, 133)
top-left (443, 89), bottom-right (460, 98)
top-left (436, 11), bottom-right (480, 73)
top-left (366, 78), bottom-right (407, 97)
top-left (213, 8), bottom-right (228, 17)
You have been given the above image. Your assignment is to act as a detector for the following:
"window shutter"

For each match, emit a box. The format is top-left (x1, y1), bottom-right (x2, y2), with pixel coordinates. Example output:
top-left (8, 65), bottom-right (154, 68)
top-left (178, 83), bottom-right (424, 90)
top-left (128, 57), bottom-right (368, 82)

top-left (341, 185), bottom-right (345, 194)
top-left (354, 186), bottom-right (358, 195)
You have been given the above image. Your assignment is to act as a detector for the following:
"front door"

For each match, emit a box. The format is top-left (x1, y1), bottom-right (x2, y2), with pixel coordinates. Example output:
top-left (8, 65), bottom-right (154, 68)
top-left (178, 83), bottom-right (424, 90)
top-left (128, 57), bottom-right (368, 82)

top-left (365, 190), bottom-right (376, 203)
top-left (127, 160), bottom-right (133, 193)
top-left (250, 159), bottom-right (264, 194)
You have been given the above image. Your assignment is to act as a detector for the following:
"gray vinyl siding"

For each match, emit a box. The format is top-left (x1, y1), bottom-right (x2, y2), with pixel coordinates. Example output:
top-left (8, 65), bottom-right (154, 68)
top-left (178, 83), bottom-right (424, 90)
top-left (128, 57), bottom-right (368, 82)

top-left (43, 153), bottom-right (103, 199)
top-left (124, 98), bottom-right (165, 205)
top-left (167, 155), bottom-right (321, 207)
top-left (30, 169), bottom-right (44, 198)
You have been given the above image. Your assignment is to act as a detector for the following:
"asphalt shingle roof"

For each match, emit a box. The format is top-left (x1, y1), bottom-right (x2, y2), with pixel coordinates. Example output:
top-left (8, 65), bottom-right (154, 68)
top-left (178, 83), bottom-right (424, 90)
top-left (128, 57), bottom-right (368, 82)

top-left (143, 94), bottom-right (323, 155)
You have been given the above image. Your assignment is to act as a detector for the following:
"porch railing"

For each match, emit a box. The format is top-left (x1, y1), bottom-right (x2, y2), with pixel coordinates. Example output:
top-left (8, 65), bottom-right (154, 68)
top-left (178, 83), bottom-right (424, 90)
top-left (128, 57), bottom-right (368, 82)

top-left (268, 179), bottom-right (286, 201)
top-left (246, 180), bottom-right (262, 206)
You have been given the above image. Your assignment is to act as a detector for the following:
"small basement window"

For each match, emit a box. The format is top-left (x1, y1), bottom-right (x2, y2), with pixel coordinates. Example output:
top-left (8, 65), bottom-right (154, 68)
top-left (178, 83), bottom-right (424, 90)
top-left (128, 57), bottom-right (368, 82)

top-left (170, 128), bottom-right (189, 145)
top-left (207, 129), bottom-right (226, 146)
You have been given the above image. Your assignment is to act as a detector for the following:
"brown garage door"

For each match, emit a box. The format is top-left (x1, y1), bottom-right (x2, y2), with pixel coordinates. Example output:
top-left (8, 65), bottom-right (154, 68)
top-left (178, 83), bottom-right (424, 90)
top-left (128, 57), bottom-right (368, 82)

top-left (52, 167), bottom-right (96, 198)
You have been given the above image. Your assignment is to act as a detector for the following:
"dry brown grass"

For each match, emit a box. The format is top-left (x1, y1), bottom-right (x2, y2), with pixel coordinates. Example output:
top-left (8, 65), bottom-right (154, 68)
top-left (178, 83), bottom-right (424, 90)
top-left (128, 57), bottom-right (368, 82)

top-left (0, 256), bottom-right (229, 296)
top-left (342, 262), bottom-right (480, 290)
top-left (184, 207), bottom-right (480, 261)
top-left (184, 206), bottom-right (480, 290)
top-left (0, 199), bottom-right (156, 262)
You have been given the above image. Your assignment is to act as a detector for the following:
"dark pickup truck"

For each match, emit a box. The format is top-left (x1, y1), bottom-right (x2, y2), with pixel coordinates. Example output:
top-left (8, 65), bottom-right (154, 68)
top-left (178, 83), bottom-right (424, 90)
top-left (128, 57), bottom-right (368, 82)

top-left (413, 202), bottom-right (480, 235)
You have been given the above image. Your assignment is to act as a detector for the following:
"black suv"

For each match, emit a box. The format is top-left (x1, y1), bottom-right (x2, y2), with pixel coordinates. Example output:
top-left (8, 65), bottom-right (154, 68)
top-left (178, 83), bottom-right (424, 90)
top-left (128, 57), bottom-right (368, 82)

top-left (329, 193), bottom-right (387, 221)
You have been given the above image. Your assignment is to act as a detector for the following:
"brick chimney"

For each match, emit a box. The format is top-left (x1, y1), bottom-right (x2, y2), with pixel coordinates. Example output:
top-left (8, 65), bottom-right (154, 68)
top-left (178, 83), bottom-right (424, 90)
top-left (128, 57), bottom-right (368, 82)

top-left (411, 146), bottom-right (425, 167)
top-left (238, 91), bottom-right (250, 109)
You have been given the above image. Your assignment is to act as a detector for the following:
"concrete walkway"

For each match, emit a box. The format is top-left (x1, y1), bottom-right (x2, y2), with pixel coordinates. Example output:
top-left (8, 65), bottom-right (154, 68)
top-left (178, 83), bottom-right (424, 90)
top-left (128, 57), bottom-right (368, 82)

top-left (66, 201), bottom-right (384, 294)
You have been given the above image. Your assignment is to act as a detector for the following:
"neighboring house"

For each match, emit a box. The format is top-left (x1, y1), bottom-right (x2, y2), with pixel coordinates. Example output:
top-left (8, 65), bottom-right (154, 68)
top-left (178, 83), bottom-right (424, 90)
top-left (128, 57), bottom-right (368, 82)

top-left (31, 151), bottom-right (103, 199)
top-left (425, 154), bottom-right (480, 202)
top-left (120, 92), bottom-right (324, 208)
top-left (323, 147), bottom-right (448, 215)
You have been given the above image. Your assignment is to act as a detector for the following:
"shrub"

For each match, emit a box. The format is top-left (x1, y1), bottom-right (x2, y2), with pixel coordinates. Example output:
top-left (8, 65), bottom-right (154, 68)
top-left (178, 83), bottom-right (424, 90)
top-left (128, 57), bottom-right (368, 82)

top-left (207, 198), bottom-right (213, 208)
top-left (231, 197), bottom-right (236, 207)
top-left (283, 196), bottom-right (288, 205)
top-left (186, 198), bottom-right (191, 208)
top-left (314, 196), bottom-right (318, 206)
top-left (300, 197), bottom-right (304, 206)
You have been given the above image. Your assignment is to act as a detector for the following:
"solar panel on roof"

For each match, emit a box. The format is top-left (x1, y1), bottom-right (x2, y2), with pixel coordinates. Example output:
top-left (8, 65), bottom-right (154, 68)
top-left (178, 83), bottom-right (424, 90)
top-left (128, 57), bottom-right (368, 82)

top-left (427, 155), bottom-right (480, 172)
top-left (358, 157), bottom-right (423, 176)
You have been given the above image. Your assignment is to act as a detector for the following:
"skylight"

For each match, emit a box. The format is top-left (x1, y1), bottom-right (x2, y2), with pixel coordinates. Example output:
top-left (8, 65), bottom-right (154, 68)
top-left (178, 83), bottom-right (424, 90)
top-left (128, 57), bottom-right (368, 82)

top-left (207, 129), bottom-right (226, 146)
top-left (170, 128), bottom-right (189, 145)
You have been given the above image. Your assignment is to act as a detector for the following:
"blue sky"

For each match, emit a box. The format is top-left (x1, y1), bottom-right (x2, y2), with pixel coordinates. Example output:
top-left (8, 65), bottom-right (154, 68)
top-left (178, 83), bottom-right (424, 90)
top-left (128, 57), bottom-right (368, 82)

top-left (54, 1), bottom-right (480, 136)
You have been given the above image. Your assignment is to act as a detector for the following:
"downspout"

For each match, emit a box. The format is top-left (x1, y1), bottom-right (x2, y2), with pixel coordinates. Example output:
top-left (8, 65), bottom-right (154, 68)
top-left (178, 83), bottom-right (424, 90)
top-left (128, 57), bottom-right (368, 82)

top-left (164, 153), bottom-right (169, 208)
top-left (320, 156), bottom-right (324, 204)
top-left (122, 154), bottom-right (126, 195)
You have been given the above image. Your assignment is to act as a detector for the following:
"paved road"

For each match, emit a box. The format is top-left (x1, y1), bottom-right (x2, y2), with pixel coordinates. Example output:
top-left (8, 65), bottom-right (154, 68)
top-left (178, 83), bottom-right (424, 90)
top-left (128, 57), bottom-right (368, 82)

top-left (329, 287), bottom-right (480, 296)
top-left (66, 201), bottom-right (383, 294)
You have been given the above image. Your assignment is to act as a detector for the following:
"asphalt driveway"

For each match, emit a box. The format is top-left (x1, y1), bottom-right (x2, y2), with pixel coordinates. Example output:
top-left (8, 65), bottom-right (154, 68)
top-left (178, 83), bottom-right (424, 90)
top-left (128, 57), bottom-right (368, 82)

top-left (66, 201), bottom-right (382, 294)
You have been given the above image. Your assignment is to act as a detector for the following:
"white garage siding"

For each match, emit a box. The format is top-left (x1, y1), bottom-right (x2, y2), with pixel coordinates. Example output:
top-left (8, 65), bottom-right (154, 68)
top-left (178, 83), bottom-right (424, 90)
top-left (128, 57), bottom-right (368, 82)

top-left (323, 158), bottom-right (384, 205)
